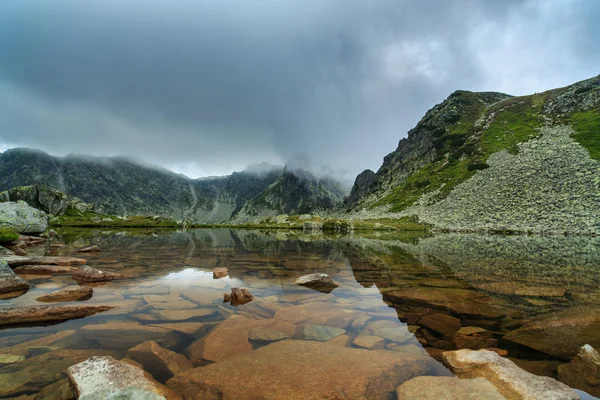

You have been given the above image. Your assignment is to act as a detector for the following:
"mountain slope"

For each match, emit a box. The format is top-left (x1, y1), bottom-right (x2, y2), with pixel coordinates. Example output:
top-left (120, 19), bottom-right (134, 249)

top-left (348, 75), bottom-right (600, 234)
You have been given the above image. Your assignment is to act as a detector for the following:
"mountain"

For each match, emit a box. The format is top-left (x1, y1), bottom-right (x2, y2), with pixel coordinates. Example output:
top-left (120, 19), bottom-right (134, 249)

top-left (347, 74), bottom-right (600, 234)
top-left (0, 149), bottom-right (346, 223)
top-left (231, 166), bottom-right (346, 222)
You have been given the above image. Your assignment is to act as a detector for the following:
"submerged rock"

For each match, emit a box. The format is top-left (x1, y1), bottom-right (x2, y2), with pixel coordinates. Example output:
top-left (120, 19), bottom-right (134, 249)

top-left (353, 335), bottom-right (386, 350)
top-left (247, 328), bottom-right (290, 345)
top-left (126, 340), bottom-right (193, 382)
top-left (80, 322), bottom-right (180, 350)
top-left (0, 201), bottom-right (48, 234)
top-left (397, 376), bottom-right (506, 400)
top-left (212, 267), bottom-right (228, 279)
top-left (68, 356), bottom-right (180, 399)
top-left (558, 344), bottom-right (600, 397)
top-left (223, 287), bottom-right (254, 306)
top-left (302, 324), bottom-right (346, 342)
top-left (35, 286), bottom-right (93, 303)
top-left (443, 349), bottom-right (579, 399)
top-left (0, 260), bottom-right (29, 298)
top-left (0, 305), bottom-right (114, 327)
top-left (503, 306), bottom-right (600, 358)
top-left (77, 245), bottom-right (101, 253)
top-left (168, 340), bottom-right (439, 399)
top-left (293, 273), bottom-right (338, 293)
top-left (72, 265), bottom-right (126, 283)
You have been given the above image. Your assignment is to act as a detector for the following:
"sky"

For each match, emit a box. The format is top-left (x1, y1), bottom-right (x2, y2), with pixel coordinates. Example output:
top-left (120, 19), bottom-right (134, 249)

top-left (0, 0), bottom-right (598, 180)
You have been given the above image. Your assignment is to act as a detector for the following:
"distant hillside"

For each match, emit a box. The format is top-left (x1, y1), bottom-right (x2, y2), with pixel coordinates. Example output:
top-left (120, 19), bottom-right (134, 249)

top-left (347, 74), bottom-right (600, 234)
top-left (0, 149), bottom-right (345, 223)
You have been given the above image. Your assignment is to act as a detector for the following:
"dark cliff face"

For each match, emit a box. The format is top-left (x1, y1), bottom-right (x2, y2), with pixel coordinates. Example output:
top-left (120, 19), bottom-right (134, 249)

top-left (344, 169), bottom-right (375, 209)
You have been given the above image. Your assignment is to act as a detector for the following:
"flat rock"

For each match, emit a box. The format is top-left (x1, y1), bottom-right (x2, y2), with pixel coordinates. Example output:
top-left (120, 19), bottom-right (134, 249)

top-left (68, 355), bottom-right (180, 399)
top-left (353, 335), bottom-right (385, 350)
top-left (503, 306), bottom-right (600, 358)
top-left (557, 344), bottom-right (600, 397)
top-left (418, 313), bottom-right (462, 336)
top-left (293, 273), bottom-right (339, 293)
top-left (72, 265), bottom-right (126, 283)
top-left (2, 255), bottom-right (87, 267)
top-left (302, 324), bottom-right (346, 341)
top-left (77, 245), bottom-right (101, 253)
top-left (457, 326), bottom-right (489, 336)
top-left (443, 349), bottom-right (578, 400)
top-left (147, 322), bottom-right (208, 336)
top-left (0, 305), bottom-right (114, 327)
top-left (0, 354), bottom-right (26, 363)
top-left (212, 267), bottom-right (228, 279)
top-left (451, 333), bottom-right (499, 350)
top-left (248, 328), bottom-right (290, 345)
top-left (362, 320), bottom-right (414, 344)
top-left (273, 302), bottom-right (346, 325)
top-left (80, 322), bottom-right (180, 350)
top-left (127, 340), bottom-right (193, 382)
top-left (186, 315), bottom-right (295, 364)
top-left (13, 264), bottom-right (78, 275)
top-left (168, 340), bottom-right (438, 400)
top-left (150, 307), bottom-right (218, 321)
top-left (0, 260), bottom-right (29, 297)
top-left (36, 286), bottom-right (93, 302)
top-left (397, 376), bottom-right (506, 399)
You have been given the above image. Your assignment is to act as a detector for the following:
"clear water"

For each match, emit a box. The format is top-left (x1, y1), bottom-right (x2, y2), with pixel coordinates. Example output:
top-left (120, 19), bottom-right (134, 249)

top-left (1, 228), bottom-right (599, 398)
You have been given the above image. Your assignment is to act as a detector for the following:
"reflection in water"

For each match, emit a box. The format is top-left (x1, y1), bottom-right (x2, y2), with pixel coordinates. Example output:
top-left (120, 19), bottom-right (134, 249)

top-left (0, 228), bottom-right (599, 398)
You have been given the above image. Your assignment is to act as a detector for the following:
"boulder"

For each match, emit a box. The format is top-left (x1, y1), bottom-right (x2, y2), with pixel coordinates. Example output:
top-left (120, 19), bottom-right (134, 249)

top-left (0, 201), bottom-right (48, 234)
top-left (34, 378), bottom-right (75, 400)
top-left (14, 265), bottom-right (78, 275)
top-left (223, 287), bottom-right (254, 306)
top-left (397, 376), bottom-right (506, 399)
top-left (168, 340), bottom-right (438, 400)
top-left (0, 305), bottom-right (114, 327)
top-left (443, 349), bottom-right (579, 399)
top-left (35, 286), bottom-right (93, 302)
top-left (80, 322), bottom-right (180, 350)
top-left (451, 333), bottom-right (499, 350)
top-left (185, 315), bottom-right (295, 364)
top-left (72, 265), bottom-right (126, 283)
top-left (126, 341), bottom-right (193, 382)
top-left (212, 267), bottom-right (228, 279)
top-left (503, 306), bottom-right (600, 358)
top-left (77, 245), bottom-right (101, 253)
top-left (302, 324), bottom-right (346, 341)
top-left (557, 344), bottom-right (600, 397)
top-left (68, 356), bottom-right (180, 399)
top-left (293, 273), bottom-right (339, 293)
top-left (0, 260), bottom-right (29, 298)
top-left (248, 328), bottom-right (290, 345)
top-left (418, 313), bottom-right (462, 336)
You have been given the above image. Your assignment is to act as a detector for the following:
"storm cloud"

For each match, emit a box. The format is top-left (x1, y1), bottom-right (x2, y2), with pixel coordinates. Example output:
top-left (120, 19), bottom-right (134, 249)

top-left (0, 0), bottom-right (598, 179)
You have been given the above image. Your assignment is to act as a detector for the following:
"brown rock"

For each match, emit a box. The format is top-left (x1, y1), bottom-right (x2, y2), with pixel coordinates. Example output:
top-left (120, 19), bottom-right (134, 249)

top-left (168, 340), bottom-right (437, 400)
top-left (34, 378), bottom-right (75, 400)
top-left (212, 267), bottom-right (228, 279)
top-left (248, 328), bottom-right (290, 345)
top-left (273, 302), bottom-right (346, 325)
top-left (397, 376), bottom-right (506, 399)
top-left (503, 306), bottom-right (600, 358)
top-left (186, 315), bottom-right (295, 364)
top-left (418, 313), bottom-right (462, 336)
top-left (72, 266), bottom-right (126, 283)
top-left (77, 245), bottom-right (101, 253)
top-left (0, 260), bottom-right (29, 297)
top-left (353, 335), bottom-right (385, 350)
top-left (557, 344), bottom-right (600, 397)
top-left (14, 265), bottom-right (78, 275)
top-left (80, 322), bottom-right (180, 350)
top-left (487, 348), bottom-right (509, 357)
top-left (3, 255), bottom-right (87, 267)
top-left (127, 340), bottom-right (193, 382)
top-left (150, 307), bottom-right (218, 321)
top-left (36, 286), bottom-right (93, 302)
top-left (451, 333), bottom-right (499, 350)
top-left (147, 322), bottom-right (210, 336)
top-left (443, 349), bottom-right (578, 399)
top-left (456, 326), bottom-right (489, 336)
top-left (293, 273), bottom-right (339, 293)
top-left (223, 287), bottom-right (253, 306)
top-left (68, 356), bottom-right (180, 399)
top-left (425, 347), bottom-right (447, 362)
top-left (0, 305), bottom-right (114, 327)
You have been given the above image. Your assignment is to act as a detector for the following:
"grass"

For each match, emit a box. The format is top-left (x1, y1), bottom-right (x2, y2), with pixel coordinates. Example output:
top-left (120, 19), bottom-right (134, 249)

top-left (569, 106), bottom-right (600, 160)
top-left (52, 212), bottom-right (180, 228)
top-left (0, 227), bottom-right (18, 243)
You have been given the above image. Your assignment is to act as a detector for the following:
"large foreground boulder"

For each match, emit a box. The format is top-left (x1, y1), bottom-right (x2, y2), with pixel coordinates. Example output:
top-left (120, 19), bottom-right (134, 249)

top-left (68, 356), bottom-right (180, 399)
top-left (443, 349), bottom-right (579, 399)
top-left (503, 306), bottom-right (600, 359)
top-left (0, 304), bottom-right (114, 327)
top-left (168, 340), bottom-right (441, 399)
top-left (0, 200), bottom-right (48, 234)
top-left (396, 376), bottom-right (506, 399)
top-left (558, 345), bottom-right (600, 397)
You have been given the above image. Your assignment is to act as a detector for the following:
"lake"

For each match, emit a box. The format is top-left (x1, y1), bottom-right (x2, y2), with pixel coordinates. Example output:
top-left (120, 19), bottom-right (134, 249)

top-left (1, 228), bottom-right (599, 399)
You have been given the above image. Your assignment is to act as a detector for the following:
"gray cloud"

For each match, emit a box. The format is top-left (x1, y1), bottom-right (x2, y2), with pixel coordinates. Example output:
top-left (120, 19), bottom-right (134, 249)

top-left (0, 0), bottom-right (598, 179)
